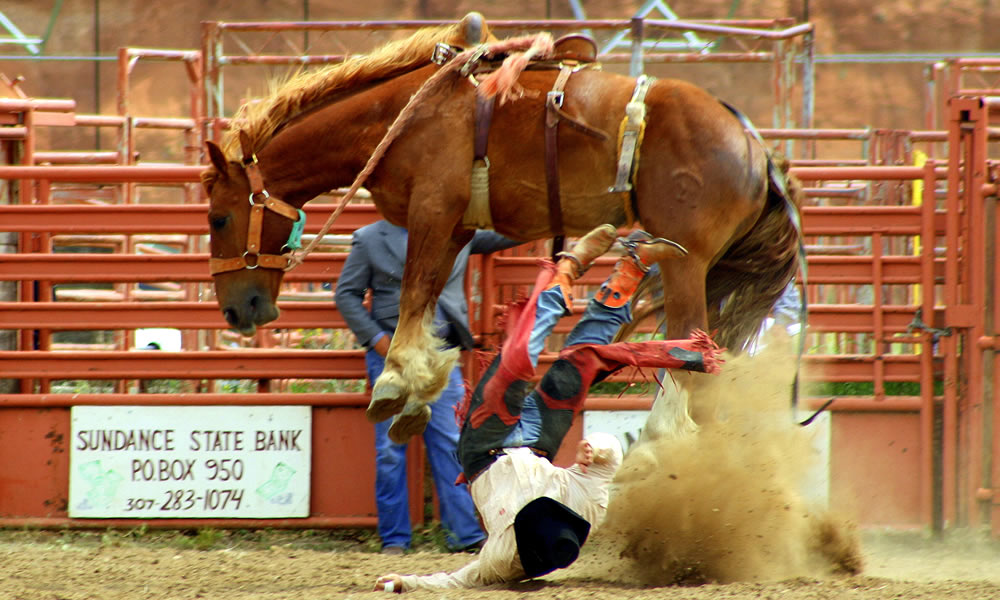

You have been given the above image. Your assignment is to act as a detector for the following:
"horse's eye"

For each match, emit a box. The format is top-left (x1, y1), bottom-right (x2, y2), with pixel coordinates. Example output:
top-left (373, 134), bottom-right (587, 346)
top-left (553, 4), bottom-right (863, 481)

top-left (209, 215), bottom-right (229, 230)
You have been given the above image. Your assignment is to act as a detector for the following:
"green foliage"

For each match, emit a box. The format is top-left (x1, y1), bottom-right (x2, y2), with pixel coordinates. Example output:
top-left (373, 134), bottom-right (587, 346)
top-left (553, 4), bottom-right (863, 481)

top-left (806, 380), bottom-right (944, 396)
top-left (588, 380), bottom-right (657, 396)
top-left (190, 528), bottom-right (223, 551)
top-left (219, 379), bottom-right (256, 393)
top-left (49, 380), bottom-right (116, 393)
top-left (410, 521), bottom-right (453, 553)
top-left (287, 379), bottom-right (366, 394)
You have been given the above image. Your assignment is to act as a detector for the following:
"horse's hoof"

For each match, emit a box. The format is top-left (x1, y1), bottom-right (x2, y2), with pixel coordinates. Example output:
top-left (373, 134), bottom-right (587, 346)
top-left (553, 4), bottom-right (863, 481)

top-left (387, 403), bottom-right (432, 444)
top-left (367, 381), bottom-right (407, 423)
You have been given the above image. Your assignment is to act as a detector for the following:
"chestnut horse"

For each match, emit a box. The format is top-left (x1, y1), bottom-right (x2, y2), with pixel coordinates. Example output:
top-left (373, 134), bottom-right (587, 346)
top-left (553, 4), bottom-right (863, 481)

top-left (202, 18), bottom-right (802, 442)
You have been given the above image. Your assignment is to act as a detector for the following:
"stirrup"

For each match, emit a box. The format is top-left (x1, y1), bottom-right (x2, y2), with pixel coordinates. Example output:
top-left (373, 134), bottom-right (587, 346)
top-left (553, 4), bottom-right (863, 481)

top-left (618, 236), bottom-right (688, 272)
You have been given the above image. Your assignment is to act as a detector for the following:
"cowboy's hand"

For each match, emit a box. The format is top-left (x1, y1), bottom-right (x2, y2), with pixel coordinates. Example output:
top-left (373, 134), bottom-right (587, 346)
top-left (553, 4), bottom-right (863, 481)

top-left (575, 440), bottom-right (594, 473)
top-left (374, 574), bottom-right (403, 593)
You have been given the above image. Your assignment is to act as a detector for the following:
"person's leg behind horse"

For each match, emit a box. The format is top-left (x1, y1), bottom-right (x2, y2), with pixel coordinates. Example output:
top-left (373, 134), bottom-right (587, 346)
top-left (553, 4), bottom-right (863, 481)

top-left (367, 349), bottom-right (413, 552)
top-left (501, 224), bottom-right (619, 380)
top-left (422, 364), bottom-right (486, 550)
top-left (457, 224), bottom-right (618, 476)
top-left (529, 233), bottom-right (690, 458)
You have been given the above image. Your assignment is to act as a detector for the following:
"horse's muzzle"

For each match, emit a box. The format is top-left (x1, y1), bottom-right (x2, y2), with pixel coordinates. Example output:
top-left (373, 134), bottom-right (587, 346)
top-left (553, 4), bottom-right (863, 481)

top-left (221, 292), bottom-right (279, 337)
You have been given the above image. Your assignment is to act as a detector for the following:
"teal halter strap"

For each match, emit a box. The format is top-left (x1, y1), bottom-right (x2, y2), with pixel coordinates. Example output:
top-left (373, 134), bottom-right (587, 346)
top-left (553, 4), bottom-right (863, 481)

top-left (283, 208), bottom-right (307, 251)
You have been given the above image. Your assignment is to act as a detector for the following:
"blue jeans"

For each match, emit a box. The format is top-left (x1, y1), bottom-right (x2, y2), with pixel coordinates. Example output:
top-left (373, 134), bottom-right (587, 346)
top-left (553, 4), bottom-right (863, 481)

top-left (501, 286), bottom-right (631, 448)
top-left (367, 349), bottom-right (485, 550)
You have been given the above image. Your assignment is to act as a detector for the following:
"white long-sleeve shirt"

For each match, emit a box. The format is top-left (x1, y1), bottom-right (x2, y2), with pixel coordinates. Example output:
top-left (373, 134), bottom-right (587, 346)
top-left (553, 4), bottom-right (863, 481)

top-left (399, 433), bottom-right (623, 591)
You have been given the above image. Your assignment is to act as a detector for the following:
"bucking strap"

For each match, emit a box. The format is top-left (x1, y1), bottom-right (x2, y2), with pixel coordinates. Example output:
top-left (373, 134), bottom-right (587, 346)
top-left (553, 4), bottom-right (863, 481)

top-left (720, 99), bottom-right (810, 414)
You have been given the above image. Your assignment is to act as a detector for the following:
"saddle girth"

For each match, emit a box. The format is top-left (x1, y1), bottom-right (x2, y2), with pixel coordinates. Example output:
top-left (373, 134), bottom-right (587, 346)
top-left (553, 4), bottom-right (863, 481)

top-left (544, 65), bottom-right (573, 257)
top-left (611, 74), bottom-right (654, 195)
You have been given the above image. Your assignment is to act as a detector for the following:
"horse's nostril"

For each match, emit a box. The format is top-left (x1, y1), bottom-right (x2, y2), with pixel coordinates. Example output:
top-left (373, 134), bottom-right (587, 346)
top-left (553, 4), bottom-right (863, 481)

top-left (222, 307), bottom-right (238, 326)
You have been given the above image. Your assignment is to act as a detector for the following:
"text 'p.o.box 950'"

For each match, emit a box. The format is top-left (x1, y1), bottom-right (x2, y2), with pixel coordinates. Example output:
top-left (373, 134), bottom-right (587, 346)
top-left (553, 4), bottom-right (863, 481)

top-left (69, 406), bottom-right (311, 519)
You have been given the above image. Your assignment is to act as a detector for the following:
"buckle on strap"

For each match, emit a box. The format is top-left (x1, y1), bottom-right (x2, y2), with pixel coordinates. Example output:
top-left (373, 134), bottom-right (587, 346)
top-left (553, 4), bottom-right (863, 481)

top-left (431, 42), bottom-right (456, 65)
top-left (547, 90), bottom-right (564, 109)
top-left (460, 44), bottom-right (490, 77)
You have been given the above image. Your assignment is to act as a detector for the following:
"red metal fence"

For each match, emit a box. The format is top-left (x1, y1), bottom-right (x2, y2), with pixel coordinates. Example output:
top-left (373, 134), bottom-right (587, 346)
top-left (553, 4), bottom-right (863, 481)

top-left (1, 18), bottom-right (999, 536)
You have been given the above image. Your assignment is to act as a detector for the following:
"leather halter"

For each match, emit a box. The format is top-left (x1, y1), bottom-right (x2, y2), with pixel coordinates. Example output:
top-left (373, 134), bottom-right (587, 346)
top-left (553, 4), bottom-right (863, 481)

top-left (208, 153), bottom-right (306, 275)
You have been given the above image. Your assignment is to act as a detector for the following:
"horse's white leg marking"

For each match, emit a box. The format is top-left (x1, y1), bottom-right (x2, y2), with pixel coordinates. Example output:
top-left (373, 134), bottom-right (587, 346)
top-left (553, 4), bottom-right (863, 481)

top-left (389, 313), bottom-right (459, 407)
top-left (369, 308), bottom-right (458, 424)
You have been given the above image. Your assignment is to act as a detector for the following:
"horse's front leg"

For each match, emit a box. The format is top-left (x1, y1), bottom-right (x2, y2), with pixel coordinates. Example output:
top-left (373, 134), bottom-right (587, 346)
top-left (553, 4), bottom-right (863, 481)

top-left (368, 222), bottom-right (471, 442)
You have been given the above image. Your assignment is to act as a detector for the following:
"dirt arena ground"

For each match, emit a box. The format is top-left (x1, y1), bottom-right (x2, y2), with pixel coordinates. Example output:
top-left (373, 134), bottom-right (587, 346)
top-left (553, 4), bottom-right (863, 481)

top-left (1, 528), bottom-right (999, 600)
top-left (5, 348), bottom-right (998, 600)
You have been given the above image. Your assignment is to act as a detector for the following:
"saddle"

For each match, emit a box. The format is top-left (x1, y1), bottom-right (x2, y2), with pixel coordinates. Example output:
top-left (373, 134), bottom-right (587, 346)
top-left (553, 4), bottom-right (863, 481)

top-left (548, 34), bottom-right (598, 63)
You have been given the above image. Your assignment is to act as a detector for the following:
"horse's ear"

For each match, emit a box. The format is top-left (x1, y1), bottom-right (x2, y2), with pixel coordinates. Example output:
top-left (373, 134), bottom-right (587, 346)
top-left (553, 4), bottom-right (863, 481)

top-left (205, 141), bottom-right (229, 176)
top-left (238, 130), bottom-right (254, 164)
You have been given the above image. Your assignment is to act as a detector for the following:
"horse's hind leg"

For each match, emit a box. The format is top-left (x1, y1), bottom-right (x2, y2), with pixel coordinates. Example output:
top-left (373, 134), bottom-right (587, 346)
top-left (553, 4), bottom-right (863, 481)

top-left (655, 250), bottom-right (710, 341)
top-left (644, 257), bottom-right (711, 442)
top-left (640, 382), bottom-right (699, 444)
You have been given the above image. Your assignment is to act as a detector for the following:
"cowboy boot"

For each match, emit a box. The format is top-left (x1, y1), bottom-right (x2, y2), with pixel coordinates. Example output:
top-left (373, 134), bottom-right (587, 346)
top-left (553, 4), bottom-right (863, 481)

top-left (546, 224), bottom-right (618, 307)
top-left (595, 231), bottom-right (687, 308)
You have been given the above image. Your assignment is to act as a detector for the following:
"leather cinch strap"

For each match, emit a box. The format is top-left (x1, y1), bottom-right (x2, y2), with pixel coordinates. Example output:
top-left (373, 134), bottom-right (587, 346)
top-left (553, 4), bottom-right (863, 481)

top-left (544, 65), bottom-right (574, 257)
top-left (460, 54), bottom-right (609, 251)
top-left (611, 74), bottom-right (653, 194)
top-left (544, 64), bottom-right (610, 258)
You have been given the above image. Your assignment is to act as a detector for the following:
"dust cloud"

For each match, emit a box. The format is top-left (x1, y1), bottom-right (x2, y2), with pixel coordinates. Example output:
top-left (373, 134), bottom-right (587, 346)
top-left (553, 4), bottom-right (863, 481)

top-left (574, 337), bottom-right (861, 585)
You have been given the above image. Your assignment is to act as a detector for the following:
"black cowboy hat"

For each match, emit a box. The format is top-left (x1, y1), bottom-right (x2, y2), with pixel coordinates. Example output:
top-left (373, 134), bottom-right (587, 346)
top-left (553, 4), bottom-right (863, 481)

top-left (514, 496), bottom-right (591, 578)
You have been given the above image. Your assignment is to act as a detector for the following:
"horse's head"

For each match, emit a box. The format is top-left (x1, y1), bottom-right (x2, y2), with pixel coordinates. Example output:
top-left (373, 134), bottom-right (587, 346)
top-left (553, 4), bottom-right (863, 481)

top-left (203, 139), bottom-right (294, 336)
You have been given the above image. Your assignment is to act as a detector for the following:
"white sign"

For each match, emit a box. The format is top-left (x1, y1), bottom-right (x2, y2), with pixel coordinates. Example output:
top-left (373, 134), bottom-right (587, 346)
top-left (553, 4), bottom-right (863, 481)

top-left (69, 406), bottom-right (311, 519)
top-left (584, 410), bottom-right (648, 452)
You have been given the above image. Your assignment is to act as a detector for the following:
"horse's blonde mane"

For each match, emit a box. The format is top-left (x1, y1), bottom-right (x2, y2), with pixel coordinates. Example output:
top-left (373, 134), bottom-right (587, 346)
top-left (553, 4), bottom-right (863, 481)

top-left (221, 22), bottom-right (485, 158)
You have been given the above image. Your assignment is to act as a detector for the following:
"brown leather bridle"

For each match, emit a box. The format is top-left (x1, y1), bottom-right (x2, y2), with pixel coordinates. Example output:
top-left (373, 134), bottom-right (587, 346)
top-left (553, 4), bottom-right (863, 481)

top-left (208, 148), bottom-right (305, 275)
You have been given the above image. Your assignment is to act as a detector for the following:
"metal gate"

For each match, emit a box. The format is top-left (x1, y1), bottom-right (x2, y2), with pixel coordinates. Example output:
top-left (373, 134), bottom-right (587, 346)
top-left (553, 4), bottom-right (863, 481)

top-left (0, 18), bottom-right (998, 535)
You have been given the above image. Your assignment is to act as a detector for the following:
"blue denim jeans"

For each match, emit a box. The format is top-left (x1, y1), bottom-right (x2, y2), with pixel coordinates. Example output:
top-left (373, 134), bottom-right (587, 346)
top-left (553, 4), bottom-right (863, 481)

top-left (366, 349), bottom-right (485, 550)
top-left (501, 286), bottom-right (631, 448)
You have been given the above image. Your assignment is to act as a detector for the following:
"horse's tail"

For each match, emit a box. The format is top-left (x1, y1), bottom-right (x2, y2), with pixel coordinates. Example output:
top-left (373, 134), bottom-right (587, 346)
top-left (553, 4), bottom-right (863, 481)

top-left (705, 153), bottom-right (804, 351)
